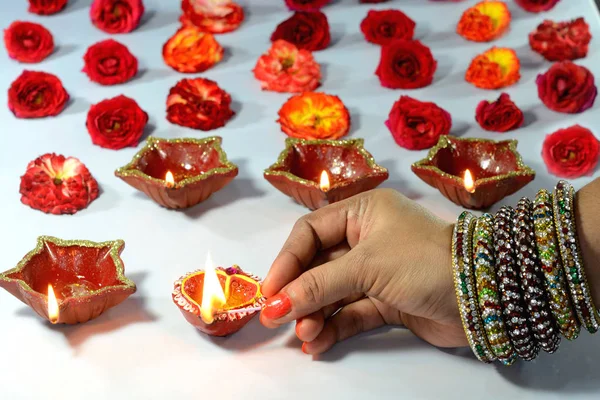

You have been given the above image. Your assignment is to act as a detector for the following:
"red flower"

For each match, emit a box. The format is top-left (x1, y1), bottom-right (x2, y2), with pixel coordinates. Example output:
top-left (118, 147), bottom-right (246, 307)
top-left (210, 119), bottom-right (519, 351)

top-left (8, 70), bottom-right (69, 119)
top-left (542, 125), bottom-right (599, 178)
top-left (83, 39), bottom-right (138, 85)
top-left (285, 0), bottom-right (330, 11)
top-left (3, 21), bottom-right (54, 63)
top-left (529, 18), bottom-right (591, 62)
top-left (166, 78), bottom-right (234, 131)
top-left (28, 0), bottom-right (68, 15)
top-left (271, 11), bottom-right (330, 52)
top-left (456, 1), bottom-right (511, 43)
top-left (90, 0), bottom-right (145, 34)
top-left (163, 26), bottom-right (223, 73)
top-left (537, 61), bottom-right (597, 114)
top-left (385, 96), bottom-right (452, 150)
top-left (180, 0), bottom-right (244, 34)
top-left (86, 95), bottom-right (148, 150)
top-left (515, 0), bottom-right (560, 13)
top-left (475, 93), bottom-right (524, 133)
top-left (19, 153), bottom-right (100, 215)
top-left (360, 10), bottom-right (416, 46)
top-left (376, 40), bottom-right (437, 89)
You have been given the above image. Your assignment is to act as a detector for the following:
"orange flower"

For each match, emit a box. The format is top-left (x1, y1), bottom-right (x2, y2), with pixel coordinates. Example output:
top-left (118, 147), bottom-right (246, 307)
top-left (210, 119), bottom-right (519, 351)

top-left (181, 0), bottom-right (244, 34)
top-left (278, 92), bottom-right (350, 140)
top-left (253, 40), bottom-right (321, 93)
top-left (465, 47), bottom-right (520, 90)
top-left (457, 1), bottom-right (511, 42)
top-left (163, 26), bottom-right (223, 73)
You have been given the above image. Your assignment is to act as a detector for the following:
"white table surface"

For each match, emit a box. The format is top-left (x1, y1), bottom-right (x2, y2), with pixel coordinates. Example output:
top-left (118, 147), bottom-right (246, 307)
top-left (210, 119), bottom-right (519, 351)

top-left (1, 0), bottom-right (600, 399)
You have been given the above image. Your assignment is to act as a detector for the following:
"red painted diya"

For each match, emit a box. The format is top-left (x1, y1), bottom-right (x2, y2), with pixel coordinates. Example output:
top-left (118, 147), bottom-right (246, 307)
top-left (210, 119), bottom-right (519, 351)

top-left (0, 236), bottom-right (136, 324)
top-left (264, 138), bottom-right (389, 210)
top-left (115, 136), bottom-right (238, 209)
top-left (172, 266), bottom-right (265, 337)
top-left (411, 136), bottom-right (535, 210)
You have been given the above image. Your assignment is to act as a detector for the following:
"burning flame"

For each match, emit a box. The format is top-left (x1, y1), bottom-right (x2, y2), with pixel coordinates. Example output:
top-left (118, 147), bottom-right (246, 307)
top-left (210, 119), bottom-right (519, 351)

top-left (200, 252), bottom-right (227, 324)
top-left (47, 284), bottom-right (59, 324)
top-left (320, 170), bottom-right (330, 192)
top-left (165, 171), bottom-right (175, 188)
top-left (464, 169), bottom-right (475, 193)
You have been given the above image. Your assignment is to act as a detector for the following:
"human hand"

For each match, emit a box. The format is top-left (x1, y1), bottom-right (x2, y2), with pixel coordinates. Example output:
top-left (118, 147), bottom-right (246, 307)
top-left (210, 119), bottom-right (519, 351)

top-left (260, 189), bottom-right (468, 354)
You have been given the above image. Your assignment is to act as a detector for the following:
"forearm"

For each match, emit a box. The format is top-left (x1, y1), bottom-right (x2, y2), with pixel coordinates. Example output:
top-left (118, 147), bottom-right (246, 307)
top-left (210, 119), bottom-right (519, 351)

top-left (576, 178), bottom-right (600, 307)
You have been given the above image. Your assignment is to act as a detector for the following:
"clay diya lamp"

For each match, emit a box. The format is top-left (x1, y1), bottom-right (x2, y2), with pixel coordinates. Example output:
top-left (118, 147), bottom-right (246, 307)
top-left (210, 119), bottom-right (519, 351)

top-left (172, 260), bottom-right (265, 337)
top-left (264, 138), bottom-right (389, 210)
top-left (0, 236), bottom-right (136, 324)
top-left (411, 136), bottom-right (535, 210)
top-left (115, 136), bottom-right (238, 209)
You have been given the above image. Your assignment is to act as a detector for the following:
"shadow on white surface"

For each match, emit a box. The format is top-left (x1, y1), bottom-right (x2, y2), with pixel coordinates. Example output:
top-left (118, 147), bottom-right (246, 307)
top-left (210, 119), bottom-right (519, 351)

top-left (62, 0), bottom-right (91, 15)
top-left (50, 44), bottom-right (79, 61)
top-left (377, 159), bottom-right (422, 200)
top-left (329, 23), bottom-right (346, 48)
top-left (63, 97), bottom-right (92, 116)
top-left (131, 68), bottom-right (174, 85)
top-left (229, 100), bottom-right (269, 128)
top-left (521, 110), bottom-right (538, 129)
top-left (200, 317), bottom-right (288, 351)
top-left (320, 62), bottom-right (352, 91)
top-left (432, 54), bottom-right (455, 87)
top-left (137, 10), bottom-right (180, 33)
top-left (333, 31), bottom-right (364, 50)
top-left (220, 46), bottom-right (255, 68)
top-left (451, 120), bottom-right (471, 138)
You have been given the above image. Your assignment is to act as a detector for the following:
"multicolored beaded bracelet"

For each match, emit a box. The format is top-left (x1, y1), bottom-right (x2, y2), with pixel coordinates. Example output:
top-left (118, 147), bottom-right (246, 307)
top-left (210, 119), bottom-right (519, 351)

top-left (553, 181), bottom-right (600, 334)
top-left (494, 206), bottom-right (537, 360)
top-left (452, 212), bottom-right (495, 363)
top-left (473, 214), bottom-right (516, 365)
top-left (533, 189), bottom-right (580, 340)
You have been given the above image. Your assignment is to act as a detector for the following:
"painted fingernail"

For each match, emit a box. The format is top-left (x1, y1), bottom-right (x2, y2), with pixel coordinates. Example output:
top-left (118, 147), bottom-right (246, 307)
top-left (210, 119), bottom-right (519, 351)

top-left (302, 342), bottom-right (309, 354)
top-left (262, 293), bottom-right (292, 320)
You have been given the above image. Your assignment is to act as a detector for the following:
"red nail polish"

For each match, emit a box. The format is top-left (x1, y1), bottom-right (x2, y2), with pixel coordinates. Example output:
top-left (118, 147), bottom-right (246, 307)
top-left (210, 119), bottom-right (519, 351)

top-left (302, 342), bottom-right (309, 354)
top-left (262, 293), bottom-right (292, 320)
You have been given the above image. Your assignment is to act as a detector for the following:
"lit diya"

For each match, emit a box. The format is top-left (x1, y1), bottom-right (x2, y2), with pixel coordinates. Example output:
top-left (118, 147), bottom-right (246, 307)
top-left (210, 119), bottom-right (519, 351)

top-left (115, 136), bottom-right (238, 209)
top-left (411, 136), bottom-right (535, 210)
top-left (264, 138), bottom-right (389, 210)
top-left (0, 236), bottom-right (136, 324)
top-left (172, 254), bottom-right (264, 337)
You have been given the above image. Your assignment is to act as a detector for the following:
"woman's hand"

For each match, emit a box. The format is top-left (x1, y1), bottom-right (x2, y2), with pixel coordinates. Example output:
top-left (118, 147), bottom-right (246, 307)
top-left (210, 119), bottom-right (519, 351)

top-left (260, 189), bottom-right (468, 355)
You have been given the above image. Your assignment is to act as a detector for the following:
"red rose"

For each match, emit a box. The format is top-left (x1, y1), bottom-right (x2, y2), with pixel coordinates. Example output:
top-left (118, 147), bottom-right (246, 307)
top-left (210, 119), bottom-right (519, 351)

top-left (285, 0), bottom-right (329, 11)
top-left (529, 18), bottom-right (591, 62)
top-left (90, 0), bottom-right (145, 34)
top-left (28, 0), bottom-right (68, 15)
top-left (376, 40), bottom-right (437, 89)
top-left (385, 96), bottom-right (452, 150)
top-left (271, 11), bottom-right (330, 51)
top-left (515, 0), bottom-right (560, 13)
top-left (83, 39), bottom-right (138, 85)
top-left (360, 10), bottom-right (416, 46)
top-left (166, 78), bottom-right (234, 131)
top-left (475, 93), bottom-right (524, 133)
top-left (536, 61), bottom-right (597, 114)
top-left (542, 125), bottom-right (599, 178)
top-left (8, 70), bottom-right (69, 119)
top-left (3, 21), bottom-right (54, 63)
top-left (86, 95), bottom-right (148, 150)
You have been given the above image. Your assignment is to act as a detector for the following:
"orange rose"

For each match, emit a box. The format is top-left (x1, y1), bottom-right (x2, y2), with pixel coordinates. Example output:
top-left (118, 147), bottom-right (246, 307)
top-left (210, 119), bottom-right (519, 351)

top-left (465, 47), bottom-right (520, 90)
top-left (180, 0), bottom-right (244, 34)
top-left (457, 1), bottom-right (511, 42)
top-left (253, 40), bottom-right (321, 93)
top-left (163, 26), bottom-right (223, 73)
top-left (277, 92), bottom-right (350, 140)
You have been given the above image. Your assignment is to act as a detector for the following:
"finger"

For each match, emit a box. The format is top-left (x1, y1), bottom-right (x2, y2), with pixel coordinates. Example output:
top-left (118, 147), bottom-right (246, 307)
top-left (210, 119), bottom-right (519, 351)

top-left (308, 242), bottom-right (350, 270)
top-left (303, 298), bottom-right (386, 355)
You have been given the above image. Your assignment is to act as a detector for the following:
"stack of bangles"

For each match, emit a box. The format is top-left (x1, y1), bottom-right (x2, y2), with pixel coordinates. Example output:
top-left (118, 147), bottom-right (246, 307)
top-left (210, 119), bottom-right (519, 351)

top-left (452, 180), bottom-right (600, 365)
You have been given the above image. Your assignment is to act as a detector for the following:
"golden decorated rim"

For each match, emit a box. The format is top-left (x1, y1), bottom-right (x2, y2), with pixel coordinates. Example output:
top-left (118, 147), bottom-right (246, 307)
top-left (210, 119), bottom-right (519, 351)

top-left (114, 136), bottom-right (238, 188)
top-left (411, 136), bottom-right (535, 187)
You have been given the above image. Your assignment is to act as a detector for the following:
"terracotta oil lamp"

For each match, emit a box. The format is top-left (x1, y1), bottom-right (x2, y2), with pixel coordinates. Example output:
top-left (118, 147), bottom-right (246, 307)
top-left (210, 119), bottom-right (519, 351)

top-left (0, 236), bottom-right (136, 324)
top-left (411, 136), bottom-right (535, 210)
top-left (115, 136), bottom-right (238, 209)
top-left (264, 138), bottom-right (389, 210)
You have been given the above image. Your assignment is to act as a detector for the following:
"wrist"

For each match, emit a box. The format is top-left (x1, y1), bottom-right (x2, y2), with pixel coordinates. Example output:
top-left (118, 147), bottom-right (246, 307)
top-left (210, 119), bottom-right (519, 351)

top-left (576, 182), bottom-right (600, 308)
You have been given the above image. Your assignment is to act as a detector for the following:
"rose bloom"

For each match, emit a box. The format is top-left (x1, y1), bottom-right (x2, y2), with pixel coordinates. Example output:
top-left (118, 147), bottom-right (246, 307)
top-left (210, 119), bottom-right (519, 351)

top-left (86, 95), bottom-right (148, 150)
top-left (465, 47), bottom-right (521, 90)
top-left (278, 92), bottom-right (350, 140)
top-left (285, 0), bottom-right (329, 11)
top-left (457, 1), bottom-right (511, 42)
top-left (475, 93), bottom-right (524, 133)
top-left (376, 40), bottom-right (437, 89)
top-left (271, 11), bottom-right (331, 52)
top-left (8, 70), bottom-right (69, 119)
top-left (360, 10), bottom-right (416, 46)
top-left (181, 0), bottom-right (244, 34)
top-left (163, 26), bottom-right (223, 73)
top-left (4, 21), bottom-right (54, 64)
top-left (253, 40), bottom-right (321, 93)
top-left (83, 39), bottom-right (138, 85)
top-left (90, 0), bottom-right (145, 34)
top-left (385, 96), bottom-right (451, 150)
top-left (28, 0), bottom-right (68, 15)
top-left (542, 125), bottom-right (599, 178)
top-left (537, 61), bottom-right (597, 114)
top-left (529, 18), bottom-right (591, 62)
top-left (19, 153), bottom-right (100, 215)
top-left (166, 78), bottom-right (234, 131)
top-left (515, 0), bottom-right (560, 13)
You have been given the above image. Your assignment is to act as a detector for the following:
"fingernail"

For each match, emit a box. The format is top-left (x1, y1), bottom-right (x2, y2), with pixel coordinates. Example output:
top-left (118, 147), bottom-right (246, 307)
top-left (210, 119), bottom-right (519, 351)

top-left (302, 342), bottom-right (309, 354)
top-left (262, 293), bottom-right (292, 320)
top-left (295, 320), bottom-right (303, 336)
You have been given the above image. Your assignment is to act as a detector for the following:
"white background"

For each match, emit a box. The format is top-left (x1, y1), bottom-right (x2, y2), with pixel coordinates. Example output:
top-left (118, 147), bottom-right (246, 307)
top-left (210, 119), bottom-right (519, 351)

top-left (1, 0), bottom-right (599, 399)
